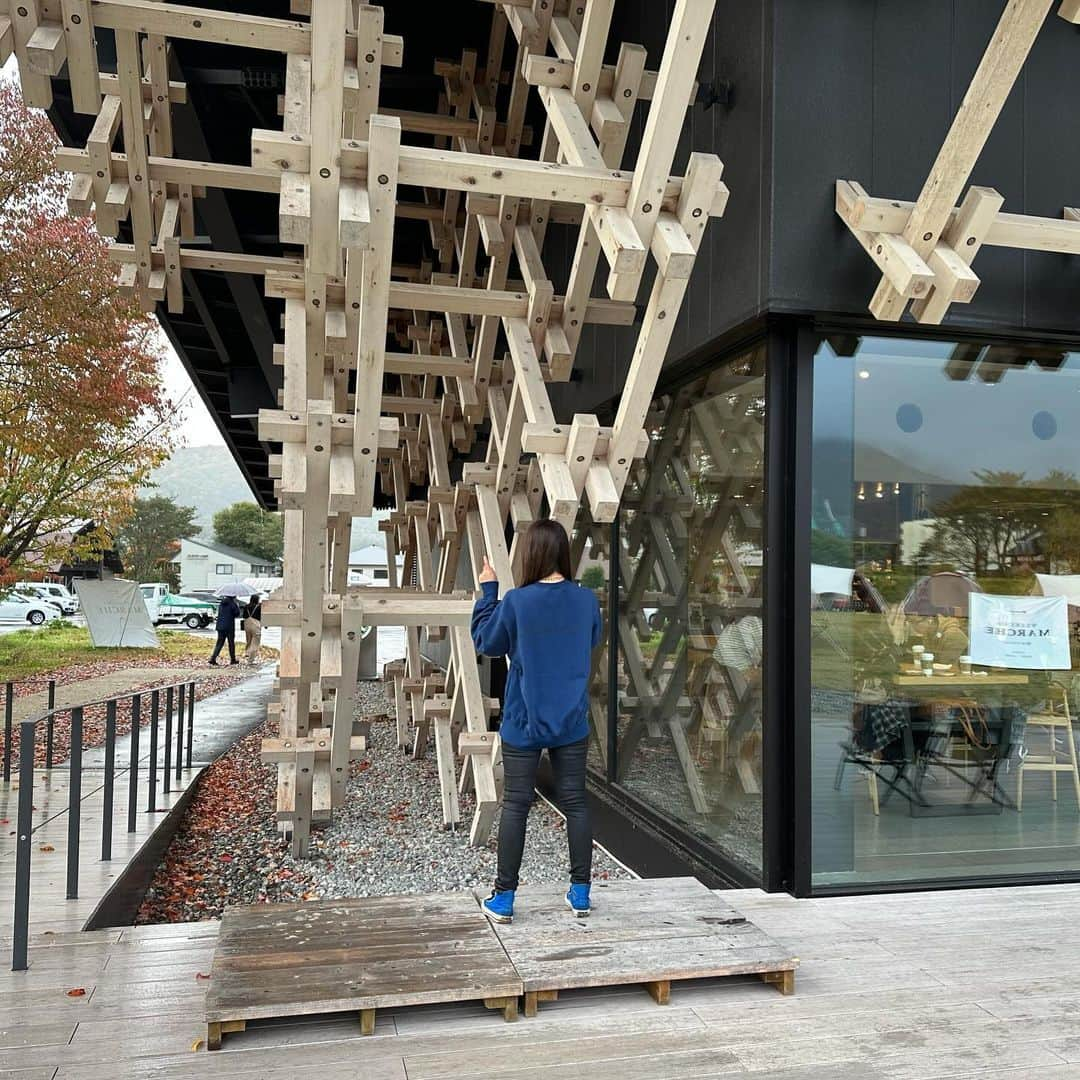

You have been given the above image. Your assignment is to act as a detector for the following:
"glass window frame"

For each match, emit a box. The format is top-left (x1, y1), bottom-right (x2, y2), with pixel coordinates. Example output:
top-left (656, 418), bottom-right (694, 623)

top-left (581, 324), bottom-right (792, 892)
top-left (795, 319), bottom-right (1080, 898)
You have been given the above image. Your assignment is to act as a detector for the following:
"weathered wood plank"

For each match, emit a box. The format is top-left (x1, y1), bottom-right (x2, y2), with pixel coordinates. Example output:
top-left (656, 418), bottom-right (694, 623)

top-left (204, 894), bottom-right (521, 1028)
top-left (479, 879), bottom-right (797, 997)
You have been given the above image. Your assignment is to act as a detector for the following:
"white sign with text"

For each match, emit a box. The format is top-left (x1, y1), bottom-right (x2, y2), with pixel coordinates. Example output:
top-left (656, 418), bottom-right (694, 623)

top-left (968, 593), bottom-right (1071, 671)
top-left (75, 579), bottom-right (159, 648)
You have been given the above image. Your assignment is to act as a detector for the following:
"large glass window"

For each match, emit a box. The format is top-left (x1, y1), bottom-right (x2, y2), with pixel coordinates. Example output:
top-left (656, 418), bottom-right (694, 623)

top-left (811, 335), bottom-right (1080, 886)
top-left (611, 345), bottom-right (766, 878)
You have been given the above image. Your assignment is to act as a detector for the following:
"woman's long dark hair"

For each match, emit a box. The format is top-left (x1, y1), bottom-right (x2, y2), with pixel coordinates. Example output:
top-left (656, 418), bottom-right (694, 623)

top-left (520, 519), bottom-right (573, 587)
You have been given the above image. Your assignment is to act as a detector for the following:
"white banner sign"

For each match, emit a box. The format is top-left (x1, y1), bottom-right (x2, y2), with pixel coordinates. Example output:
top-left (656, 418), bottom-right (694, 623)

top-left (75, 579), bottom-right (159, 648)
top-left (811, 563), bottom-right (855, 597)
top-left (968, 593), bottom-right (1071, 671)
top-left (1035, 573), bottom-right (1080, 607)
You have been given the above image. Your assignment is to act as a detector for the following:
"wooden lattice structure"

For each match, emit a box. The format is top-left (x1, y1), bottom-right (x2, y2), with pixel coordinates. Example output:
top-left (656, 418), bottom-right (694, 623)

top-left (7, 0), bottom-right (727, 854)
top-left (613, 368), bottom-right (765, 813)
top-left (839, 0), bottom-right (1080, 324)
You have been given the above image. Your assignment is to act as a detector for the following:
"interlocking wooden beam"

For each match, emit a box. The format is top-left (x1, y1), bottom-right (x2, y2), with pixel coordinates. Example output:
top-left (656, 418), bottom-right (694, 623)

top-left (839, 0), bottom-right (1080, 325)
top-left (21, 0), bottom-right (726, 853)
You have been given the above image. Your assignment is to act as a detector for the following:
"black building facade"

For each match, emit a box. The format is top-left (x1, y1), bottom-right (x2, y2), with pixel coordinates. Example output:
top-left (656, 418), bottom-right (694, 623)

top-left (552, 2), bottom-right (1080, 897)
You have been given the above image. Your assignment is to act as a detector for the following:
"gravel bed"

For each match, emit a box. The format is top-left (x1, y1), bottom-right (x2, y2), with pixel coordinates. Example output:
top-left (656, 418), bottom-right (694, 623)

top-left (302, 684), bottom-right (631, 898)
top-left (138, 681), bottom-right (631, 922)
top-left (136, 715), bottom-right (314, 923)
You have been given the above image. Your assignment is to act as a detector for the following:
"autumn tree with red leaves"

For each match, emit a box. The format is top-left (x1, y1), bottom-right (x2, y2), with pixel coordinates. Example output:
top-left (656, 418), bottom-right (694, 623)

top-left (0, 82), bottom-right (175, 579)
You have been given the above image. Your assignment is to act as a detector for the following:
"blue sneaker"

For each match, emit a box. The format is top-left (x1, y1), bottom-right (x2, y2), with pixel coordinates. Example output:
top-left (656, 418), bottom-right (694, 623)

top-left (566, 883), bottom-right (591, 917)
top-left (482, 889), bottom-right (514, 924)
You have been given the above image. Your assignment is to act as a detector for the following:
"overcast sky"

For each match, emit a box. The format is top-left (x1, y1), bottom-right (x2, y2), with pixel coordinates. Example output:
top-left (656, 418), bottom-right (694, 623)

top-left (162, 351), bottom-right (226, 447)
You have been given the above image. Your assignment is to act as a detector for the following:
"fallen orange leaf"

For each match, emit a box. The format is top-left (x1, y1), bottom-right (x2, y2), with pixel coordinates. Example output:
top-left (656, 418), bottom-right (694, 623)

top-left (39, 844), bottom-right (55, 853)
top-left (66, 988), bottom-right (86, 997)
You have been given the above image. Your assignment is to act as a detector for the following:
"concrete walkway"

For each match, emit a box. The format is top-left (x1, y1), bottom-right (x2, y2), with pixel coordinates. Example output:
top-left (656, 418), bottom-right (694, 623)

top-left (0, 671), bottom-right (274, 940)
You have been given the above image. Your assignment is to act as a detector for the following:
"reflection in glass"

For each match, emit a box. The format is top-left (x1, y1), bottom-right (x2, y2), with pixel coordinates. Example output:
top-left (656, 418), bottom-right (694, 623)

top-left (612, 346), bottom-right (766, 877)
top-left (572, 508), bottom-right (613, 777)
top-left (812, 336), bottom-right (1080, 886)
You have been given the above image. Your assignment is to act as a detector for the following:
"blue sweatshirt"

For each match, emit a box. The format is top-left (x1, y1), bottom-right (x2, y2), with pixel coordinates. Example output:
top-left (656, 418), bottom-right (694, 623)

top-left (471, 579), bottom-right (602, 750)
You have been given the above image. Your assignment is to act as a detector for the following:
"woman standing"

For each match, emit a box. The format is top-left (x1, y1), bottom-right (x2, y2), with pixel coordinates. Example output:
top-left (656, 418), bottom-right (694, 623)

top-left (471, 519), bottom-right (602, 924)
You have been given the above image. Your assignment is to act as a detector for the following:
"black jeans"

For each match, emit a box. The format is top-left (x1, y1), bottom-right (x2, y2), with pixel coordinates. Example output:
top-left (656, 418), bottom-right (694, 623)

top-left (495, 735), bottom-right (591, 892)
top-left (210, 628), bottom-right (236, 663)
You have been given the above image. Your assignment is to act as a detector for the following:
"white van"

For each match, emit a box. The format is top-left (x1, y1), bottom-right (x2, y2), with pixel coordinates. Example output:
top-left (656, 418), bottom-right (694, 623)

top-left (16, 582), bottom-right (79, 615)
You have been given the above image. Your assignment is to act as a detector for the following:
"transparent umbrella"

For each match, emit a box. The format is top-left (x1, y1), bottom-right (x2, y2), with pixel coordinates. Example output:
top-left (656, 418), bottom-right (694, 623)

top-left (214, 582), bottom-right (258, 599)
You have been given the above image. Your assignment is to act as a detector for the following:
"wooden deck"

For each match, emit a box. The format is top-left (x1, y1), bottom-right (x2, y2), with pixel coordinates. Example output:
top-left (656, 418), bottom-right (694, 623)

top-left (478, 878), bottom-right (797, 1016)
top-left (204, 893), bottom-right (523, 1047)
top-left (7, 882), bottom-right (1080, 1078)
top-left (203, 879), bottom-right (795, 1047)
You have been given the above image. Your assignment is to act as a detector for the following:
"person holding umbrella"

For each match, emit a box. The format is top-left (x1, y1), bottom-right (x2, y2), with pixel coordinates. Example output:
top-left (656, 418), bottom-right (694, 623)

top-left (209, 583), bottom-right (254, 666)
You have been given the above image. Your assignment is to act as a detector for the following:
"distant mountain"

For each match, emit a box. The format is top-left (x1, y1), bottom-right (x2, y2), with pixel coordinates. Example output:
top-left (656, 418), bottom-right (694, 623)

top-left (141, 445), bottom-right (254, 533)
top-left (813, 438), bottom-right (952, 488)
top-left (142, 444), bottom-right (390, 547)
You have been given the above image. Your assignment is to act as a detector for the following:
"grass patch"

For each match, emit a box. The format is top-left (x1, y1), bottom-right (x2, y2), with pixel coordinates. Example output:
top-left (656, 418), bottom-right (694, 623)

top-left (0, 622), bottom-right (210, 681)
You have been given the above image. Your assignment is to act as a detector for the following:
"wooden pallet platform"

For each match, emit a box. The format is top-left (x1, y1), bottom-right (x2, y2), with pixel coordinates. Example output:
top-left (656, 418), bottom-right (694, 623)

top-left (475, 877), bottom-right (799, 1016)
top-left (203, 893), bottom-right (522, 1049)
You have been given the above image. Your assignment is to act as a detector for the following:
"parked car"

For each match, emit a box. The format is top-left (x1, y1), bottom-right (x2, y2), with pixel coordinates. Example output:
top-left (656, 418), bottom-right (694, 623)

top-left (16, 581), bottom-right (79, 615)
top-left (138, 582), bottom-right (217, 629)
top-left (0, 591), bottom-right (62, 626)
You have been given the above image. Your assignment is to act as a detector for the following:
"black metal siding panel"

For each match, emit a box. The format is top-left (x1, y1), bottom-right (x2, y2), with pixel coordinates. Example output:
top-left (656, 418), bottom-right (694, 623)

top-left (770, 0), bottom-right (1080, 335)
top-left (769, 0), bottom-right (876, 318)
top-left (1021, 13), bottom-right (1080, 329)
top-left (550, 2), bottom-right (771, 419)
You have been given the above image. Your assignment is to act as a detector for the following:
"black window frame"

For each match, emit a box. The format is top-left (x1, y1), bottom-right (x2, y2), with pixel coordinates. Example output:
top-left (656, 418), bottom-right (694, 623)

top-left (796, 315), bottom-right (1080, 898)
top-left (581, 318), bottom-right (793, 892)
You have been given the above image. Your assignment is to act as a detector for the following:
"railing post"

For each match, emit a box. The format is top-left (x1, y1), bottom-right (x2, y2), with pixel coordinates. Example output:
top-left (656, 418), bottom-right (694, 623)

top-left (147, 689), bottom-right (159, 813)
top-left (163, 686), bottom-right (173, 794)
top-left (101, 699), bottom-right (116, 861)
top-left (3, 681), bottom-right (13, 782)
top-left (12, 721), bottom-right (36, 971)
top-left (65, 707), bottom-right (83, 900)
top-left (175, 683), bottom-right (185, 783)
top-left (45, 679), bottom-right (55, 770)
top-left (186, 681), bottom-right (195, 768)
top-left (127, 694), bottom-right (141, 833)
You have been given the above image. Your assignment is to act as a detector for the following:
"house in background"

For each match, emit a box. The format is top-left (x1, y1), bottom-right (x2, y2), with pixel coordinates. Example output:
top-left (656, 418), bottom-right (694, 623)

top-left (348, 545), bottom-right (404, 586)
top-left (173, 537), bottom-right (280, 594)
top-left (26, 520), bottom-right (125, 588)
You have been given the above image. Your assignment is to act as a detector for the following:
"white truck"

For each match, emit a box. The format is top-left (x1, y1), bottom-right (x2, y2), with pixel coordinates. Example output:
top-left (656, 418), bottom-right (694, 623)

top-left (138, 582), bottom-right (217, 629)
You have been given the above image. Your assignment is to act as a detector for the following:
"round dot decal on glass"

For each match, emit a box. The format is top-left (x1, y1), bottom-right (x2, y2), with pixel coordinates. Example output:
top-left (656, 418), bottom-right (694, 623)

top-left (896, 403), bottom-right (923, 434)
top-left (1032, 411), bottom-right (1057, 441)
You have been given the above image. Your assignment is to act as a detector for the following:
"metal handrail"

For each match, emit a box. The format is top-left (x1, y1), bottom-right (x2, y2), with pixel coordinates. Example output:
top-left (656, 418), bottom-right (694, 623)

top-left (4, 676), bottom-right (199, 971)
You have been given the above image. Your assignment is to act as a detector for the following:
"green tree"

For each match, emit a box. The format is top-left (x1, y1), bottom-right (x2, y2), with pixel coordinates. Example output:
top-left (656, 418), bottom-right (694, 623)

top-left (919, 470), bottom-right (1080, 576)
top-left (213, 502), bottom-right (284, 563)
top-left (0, 84), bottom-right (174, 580)
top-left (810, 529), bottom-right (853, 567)
top-left (580, 565), bottom-right (605, 590)
top-left (116, 496), bottom-right (199, 582)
